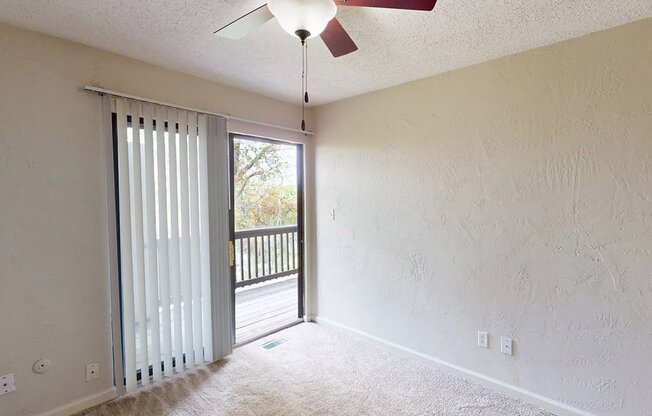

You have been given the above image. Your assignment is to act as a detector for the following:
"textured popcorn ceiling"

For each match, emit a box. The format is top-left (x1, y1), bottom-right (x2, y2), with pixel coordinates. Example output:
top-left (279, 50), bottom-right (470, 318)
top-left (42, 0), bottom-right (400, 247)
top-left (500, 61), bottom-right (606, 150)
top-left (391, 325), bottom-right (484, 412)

top-left (0, 0), bottom-right (650, 105)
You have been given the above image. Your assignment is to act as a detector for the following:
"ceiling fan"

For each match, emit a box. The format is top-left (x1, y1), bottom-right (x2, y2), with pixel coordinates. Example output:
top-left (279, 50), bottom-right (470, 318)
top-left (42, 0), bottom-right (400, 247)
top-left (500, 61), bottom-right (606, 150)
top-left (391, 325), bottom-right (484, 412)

top-left (214, 0), bottom-right (438, 131)
top-left (214, 0), bottom-right (438, 57)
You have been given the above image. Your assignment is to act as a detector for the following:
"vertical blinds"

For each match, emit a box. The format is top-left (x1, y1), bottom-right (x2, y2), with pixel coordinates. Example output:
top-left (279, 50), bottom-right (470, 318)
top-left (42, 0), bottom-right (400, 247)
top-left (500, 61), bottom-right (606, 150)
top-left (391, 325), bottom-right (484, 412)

top-left (114, 98), bottom-right (214, 392)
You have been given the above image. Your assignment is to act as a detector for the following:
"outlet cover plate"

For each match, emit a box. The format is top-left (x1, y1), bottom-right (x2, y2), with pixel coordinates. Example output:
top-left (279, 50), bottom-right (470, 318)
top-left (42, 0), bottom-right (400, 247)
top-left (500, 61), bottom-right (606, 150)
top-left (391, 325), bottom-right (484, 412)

top-left (501, 337), bottom-right (513, 355)
top-left (86, 362), bottom-right (100, 382)
top-left (1, 373), bottom-right (15, 396)
top-left (477, 331), bottom-right (488, 348)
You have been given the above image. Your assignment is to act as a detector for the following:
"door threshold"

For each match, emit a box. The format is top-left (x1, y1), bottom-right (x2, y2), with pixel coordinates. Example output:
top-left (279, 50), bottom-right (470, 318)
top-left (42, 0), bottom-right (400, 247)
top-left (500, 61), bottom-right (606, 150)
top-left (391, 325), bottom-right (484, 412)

top-left (233, 319), bottom-right (303, 348)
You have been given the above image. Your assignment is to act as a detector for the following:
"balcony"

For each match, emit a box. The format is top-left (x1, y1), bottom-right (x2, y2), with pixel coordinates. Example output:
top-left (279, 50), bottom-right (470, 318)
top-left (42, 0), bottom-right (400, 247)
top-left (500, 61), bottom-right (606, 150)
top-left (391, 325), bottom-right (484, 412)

top-left (234, 225), bottom-right (300, 343)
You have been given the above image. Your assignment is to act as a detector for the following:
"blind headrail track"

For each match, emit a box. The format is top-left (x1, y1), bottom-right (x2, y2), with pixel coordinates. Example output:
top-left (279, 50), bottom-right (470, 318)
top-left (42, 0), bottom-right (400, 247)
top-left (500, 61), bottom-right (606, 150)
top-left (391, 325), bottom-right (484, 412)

top-left (84, 85), bottom-right (314, 136)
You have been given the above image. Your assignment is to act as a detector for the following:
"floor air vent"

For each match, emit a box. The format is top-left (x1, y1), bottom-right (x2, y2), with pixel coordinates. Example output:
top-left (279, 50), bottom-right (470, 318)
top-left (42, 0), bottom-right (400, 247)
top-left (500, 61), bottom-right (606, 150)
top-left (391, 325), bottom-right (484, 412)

top-left (261, 338), bottom-right (288, 350)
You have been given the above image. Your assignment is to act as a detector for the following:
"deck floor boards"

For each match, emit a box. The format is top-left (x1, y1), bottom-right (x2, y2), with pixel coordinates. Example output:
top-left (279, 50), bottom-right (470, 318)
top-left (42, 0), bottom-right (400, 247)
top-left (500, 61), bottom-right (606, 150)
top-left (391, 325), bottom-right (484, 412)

top-left (235, 276), bottom-right (298, 344)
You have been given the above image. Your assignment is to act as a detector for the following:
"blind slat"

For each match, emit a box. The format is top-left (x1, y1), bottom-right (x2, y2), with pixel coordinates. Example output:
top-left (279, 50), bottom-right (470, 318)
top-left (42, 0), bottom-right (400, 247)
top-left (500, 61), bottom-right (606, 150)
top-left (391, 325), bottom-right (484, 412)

top-left (188, 113), bottom-right (204, 364)
top-left (167, 108), bottom-right (184, 373)
top-left (143, 103), bottom-right (162, 381)
top-left (155, 105), bottom-right (174, 377)
top-left (130, 101), bottom-right (150, 386)
top-left (177, 111), bottom-right (195, 368)
top-left (198, 114), bottom-right (213, 362)
top-left (117, 99), bottom-right (138, 393)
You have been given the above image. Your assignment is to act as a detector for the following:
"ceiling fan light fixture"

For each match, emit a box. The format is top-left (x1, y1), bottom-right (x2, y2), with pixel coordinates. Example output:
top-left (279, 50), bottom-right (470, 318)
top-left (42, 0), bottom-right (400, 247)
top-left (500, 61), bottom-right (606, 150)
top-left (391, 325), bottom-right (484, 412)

top-left (268, 0), bottom-right (337, 39)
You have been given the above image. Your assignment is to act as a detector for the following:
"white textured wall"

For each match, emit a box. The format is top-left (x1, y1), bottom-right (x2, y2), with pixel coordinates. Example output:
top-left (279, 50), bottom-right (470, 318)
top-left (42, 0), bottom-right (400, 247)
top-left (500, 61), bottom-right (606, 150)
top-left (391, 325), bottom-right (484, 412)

top-left (0, 22), bottom-right (313, 416)
top-left (313, 19), bottom-right (652, 416)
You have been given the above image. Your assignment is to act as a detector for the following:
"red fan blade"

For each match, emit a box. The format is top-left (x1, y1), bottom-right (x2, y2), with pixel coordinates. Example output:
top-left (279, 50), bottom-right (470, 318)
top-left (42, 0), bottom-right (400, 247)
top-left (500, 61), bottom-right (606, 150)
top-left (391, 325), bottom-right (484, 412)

top-left (320, 18), bottom-right (358, 58)
top-left (214, 4), bottom-right (274, 39)
top-left (336, 0), bottom-right (437, 11)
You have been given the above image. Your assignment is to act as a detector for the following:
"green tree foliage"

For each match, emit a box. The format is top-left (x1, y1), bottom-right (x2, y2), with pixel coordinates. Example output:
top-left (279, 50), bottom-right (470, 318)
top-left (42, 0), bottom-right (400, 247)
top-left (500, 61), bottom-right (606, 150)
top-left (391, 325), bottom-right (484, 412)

top-left (234, 140), bottom-right (297, 230)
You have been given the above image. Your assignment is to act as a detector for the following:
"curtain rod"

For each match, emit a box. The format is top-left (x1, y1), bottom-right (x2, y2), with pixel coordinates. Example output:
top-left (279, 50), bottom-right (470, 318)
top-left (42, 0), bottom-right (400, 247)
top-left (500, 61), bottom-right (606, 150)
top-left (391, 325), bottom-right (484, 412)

top-left (84, 85), bottom-right (314, 136)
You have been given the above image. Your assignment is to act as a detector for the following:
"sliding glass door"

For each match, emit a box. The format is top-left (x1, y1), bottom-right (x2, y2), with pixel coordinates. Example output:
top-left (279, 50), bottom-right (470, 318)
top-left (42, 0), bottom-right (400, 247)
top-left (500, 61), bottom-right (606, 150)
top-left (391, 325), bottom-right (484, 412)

top-left (228, 134), bottom-right (305, 344)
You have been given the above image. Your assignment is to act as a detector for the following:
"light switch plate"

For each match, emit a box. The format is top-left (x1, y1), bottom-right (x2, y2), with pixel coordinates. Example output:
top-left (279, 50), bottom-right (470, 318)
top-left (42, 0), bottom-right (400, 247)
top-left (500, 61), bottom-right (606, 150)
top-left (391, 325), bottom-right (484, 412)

top-left (477, 331), bottom-right (488, 348)
top-left (1, 374), bottom-right (15, 396)
top-left (501, 337), bottom-right (513, 355)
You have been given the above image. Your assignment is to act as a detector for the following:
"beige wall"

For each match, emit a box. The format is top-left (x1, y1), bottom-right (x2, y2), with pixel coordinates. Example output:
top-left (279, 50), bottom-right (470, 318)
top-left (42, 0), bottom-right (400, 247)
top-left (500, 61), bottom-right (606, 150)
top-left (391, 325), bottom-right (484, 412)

top-left (313, 18), bottom-right (652, 416)
top-left (0, 22), bottom-right (313, 416)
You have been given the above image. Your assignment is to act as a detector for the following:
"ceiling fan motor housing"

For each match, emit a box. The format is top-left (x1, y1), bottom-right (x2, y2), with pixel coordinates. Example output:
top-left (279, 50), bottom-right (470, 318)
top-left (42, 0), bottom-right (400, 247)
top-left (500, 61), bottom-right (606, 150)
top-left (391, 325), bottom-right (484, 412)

top-left (295, 29), bottom-right (311, 41)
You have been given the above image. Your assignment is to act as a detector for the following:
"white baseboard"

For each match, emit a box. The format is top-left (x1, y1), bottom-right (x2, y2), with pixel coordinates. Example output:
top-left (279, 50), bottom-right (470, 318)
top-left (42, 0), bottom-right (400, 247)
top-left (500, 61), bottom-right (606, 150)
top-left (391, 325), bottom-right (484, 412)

top-left (39, 387), bottom-right (116, 416)
top-left (315, 316), bottom-right (595, 416)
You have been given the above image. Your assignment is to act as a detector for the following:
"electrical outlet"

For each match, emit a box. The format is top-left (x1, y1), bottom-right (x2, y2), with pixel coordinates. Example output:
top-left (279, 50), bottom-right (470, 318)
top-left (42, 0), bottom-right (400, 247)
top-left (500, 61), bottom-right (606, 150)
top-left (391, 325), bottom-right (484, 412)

top-left (501, 337), bottom-right (513, 355)
top-left (477, 331), bottom-right (488, 348)
top-left (1, 374), bottom-right (15, 396)
top-left (86, 362), bottom-right (100, 382)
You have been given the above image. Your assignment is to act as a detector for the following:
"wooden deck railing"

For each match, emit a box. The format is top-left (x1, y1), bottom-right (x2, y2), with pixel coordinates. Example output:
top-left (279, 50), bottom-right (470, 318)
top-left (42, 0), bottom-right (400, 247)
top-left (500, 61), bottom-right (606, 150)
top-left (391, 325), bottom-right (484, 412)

top-left (233, 225), bottom-right (299, 288)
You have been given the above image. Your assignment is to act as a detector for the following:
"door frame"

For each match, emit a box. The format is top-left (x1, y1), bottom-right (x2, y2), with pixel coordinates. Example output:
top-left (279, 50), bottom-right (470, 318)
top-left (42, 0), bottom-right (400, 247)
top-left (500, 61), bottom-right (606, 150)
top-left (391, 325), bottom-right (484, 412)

top-left (228, 133), bottom-right (305, 345)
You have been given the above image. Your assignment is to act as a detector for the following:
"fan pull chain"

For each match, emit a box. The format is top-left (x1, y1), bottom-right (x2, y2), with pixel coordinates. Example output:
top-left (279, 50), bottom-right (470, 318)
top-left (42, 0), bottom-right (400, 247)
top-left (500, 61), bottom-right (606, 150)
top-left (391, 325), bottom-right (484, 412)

top-left (300, 39), bottom-right (308, 131)
top-left (301, 39), bottom-right (305, 131)
top-left (305, 40), bottom-right (309, 105)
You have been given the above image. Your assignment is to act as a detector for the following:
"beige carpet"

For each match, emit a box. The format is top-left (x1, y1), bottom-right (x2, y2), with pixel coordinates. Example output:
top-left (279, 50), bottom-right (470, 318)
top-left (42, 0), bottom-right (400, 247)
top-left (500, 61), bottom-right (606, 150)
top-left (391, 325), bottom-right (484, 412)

top-left (80, 323), bottom-right (555, 415)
